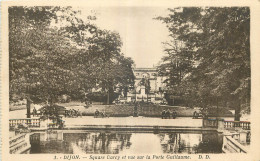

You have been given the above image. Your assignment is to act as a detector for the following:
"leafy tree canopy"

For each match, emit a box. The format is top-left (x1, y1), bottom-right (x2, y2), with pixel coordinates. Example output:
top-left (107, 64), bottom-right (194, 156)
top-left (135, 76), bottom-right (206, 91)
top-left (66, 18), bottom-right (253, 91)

top-left (9, 6), bottom-right (135, 106)
top-left (156, 7), bottom-right (250, 114)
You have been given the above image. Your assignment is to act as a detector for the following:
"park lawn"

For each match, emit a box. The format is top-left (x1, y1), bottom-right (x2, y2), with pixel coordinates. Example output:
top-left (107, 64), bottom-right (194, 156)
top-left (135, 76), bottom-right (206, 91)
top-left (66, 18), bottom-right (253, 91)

top-left (9, 104), bottom-right (26, 111)
top-left (9, 100), bottom-right (234, 118)
top-left (58, 102), bottom-right (233, 117)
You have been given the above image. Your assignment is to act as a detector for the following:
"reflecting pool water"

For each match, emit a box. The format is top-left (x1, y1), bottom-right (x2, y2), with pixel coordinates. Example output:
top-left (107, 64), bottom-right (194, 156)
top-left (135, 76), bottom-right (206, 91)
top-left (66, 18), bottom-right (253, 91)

top-left (29, 131), bottom-right (223, 154)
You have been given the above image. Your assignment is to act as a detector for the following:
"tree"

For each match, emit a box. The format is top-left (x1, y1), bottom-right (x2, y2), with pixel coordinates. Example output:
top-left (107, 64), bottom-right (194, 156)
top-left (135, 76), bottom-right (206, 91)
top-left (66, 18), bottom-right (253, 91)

top-left (9, 7), bottom-right (96, 99)
top-left (157, 7), bottom-right (250, 120)
top-left (9, 7), bottom-right (80, 117)
top-left (9, 6), bottom-right (135, 116)
top-left (83, 28), bottom-right (135, 104)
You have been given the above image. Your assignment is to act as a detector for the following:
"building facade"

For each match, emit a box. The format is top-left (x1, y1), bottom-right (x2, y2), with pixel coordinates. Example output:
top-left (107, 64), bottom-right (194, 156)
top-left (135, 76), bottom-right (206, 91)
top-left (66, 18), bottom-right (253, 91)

top-left (133, 68), bottom-right (164, 92)
top-left (119, 67), bottom-right (166, 103)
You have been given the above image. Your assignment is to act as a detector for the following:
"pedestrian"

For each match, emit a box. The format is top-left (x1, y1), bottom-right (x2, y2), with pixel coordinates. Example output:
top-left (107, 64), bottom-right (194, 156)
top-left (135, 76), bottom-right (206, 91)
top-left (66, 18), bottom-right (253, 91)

top-left (193, 111), bottom-right (197, 119)
top-left (33, 107), bottom-right (37, 117)
top-left (100, 111), bottom-right (104, 118)
top-left (73, 109), bottom-right (77, 117)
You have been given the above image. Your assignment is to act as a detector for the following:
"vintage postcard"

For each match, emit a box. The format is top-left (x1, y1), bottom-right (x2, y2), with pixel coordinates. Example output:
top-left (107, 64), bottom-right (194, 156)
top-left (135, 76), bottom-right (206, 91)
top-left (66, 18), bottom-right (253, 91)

top-left (1, 0), bottom-right (260, 161)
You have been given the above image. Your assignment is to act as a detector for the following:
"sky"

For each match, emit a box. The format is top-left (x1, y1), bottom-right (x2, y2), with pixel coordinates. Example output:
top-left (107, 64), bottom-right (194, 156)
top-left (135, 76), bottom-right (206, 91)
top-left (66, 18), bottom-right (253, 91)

top-left (80, 7), bottom-right (170, 68)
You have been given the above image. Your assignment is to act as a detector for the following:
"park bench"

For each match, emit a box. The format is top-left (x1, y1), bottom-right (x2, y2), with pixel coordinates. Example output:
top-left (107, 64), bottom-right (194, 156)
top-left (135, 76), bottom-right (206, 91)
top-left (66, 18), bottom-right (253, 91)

top-left (192, 111), bottom-right (204, 119)
top-left (94, 112), bottom-right (113, 118)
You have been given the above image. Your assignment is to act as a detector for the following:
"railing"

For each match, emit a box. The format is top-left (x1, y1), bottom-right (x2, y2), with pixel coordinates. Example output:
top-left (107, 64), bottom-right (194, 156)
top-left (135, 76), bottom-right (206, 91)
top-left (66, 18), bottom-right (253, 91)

top-left (9, 133), bottom-right (31, 154)
top-left (203, 119), bottom-right (218, 128)
top-left (10, 133), bottom-right (27, 147)
top-left (30, 133), bottom-right (40, 143)
top-left (203, 119), bottom-right (250, 130)
top-left (9, 119), bottom-right (40, 128)
top-left (224, 121), bottom-right (250, 130)
top-left (222, 136), bottom-right (248, 153)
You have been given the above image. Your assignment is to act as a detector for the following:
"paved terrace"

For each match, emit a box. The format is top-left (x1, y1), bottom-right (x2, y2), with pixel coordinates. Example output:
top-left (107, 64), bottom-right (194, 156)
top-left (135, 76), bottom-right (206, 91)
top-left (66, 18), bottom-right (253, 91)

top-left (59, 116), bottom-right (211, 132)
top-left (63, 116), bottom-right (202, 127)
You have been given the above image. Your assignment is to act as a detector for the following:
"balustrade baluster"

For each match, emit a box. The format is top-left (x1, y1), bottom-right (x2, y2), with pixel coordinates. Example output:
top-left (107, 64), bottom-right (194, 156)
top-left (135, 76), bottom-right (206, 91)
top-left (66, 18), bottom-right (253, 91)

top-left (9, 118), bottom-right (41, 128)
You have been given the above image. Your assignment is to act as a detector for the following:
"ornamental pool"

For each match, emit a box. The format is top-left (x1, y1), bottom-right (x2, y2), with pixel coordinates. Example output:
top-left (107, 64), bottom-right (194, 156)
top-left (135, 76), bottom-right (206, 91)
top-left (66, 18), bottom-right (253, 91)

top-left (29, 130), bottom-right (223, 154)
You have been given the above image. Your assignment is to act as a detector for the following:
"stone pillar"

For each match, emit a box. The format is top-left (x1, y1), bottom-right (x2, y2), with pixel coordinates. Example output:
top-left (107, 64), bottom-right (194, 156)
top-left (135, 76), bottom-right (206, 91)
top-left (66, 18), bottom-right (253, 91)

top-left (239, 131), bottom-right (248, 144)
top-left (217, 119), bottom-right (225, 132)
top-left (57, 131), bottom-right (63, 141)
top-left (40, 119), bottom-right (48, 129)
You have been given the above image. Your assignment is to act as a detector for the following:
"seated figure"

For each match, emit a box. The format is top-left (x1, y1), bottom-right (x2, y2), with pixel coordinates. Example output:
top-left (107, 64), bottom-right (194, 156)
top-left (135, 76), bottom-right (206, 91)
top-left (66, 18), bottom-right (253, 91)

top-left (94, 109), bottom-right (99, 118)
top-left (193, 111), bottom-right (198, 119)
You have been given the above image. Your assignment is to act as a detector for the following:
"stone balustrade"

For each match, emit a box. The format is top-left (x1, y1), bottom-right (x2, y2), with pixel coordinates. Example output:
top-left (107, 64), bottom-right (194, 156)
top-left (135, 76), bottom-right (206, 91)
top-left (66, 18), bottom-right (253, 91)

top-left (224, 121), bottom-right (250, 130)
top-left (9, 118), bottom-right (40, 127)
top-left (222, 135), bottom-right (248, 153)
top-left (9, 133), bottom-right (31, 154)
top-left (203, 119), bottom-right (250, 130)
top-left (202, 118), bottom-right (219, 128)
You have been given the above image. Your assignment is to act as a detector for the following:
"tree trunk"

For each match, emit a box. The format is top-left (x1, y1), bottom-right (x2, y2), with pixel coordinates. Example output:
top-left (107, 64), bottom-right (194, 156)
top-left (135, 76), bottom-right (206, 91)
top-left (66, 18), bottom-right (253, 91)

top-left (216, 97), bottom-right (219, 120)
top-left (26, 98), bottom-right (31, 118)
top-left (235, 100), bottom-right (241, 121)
